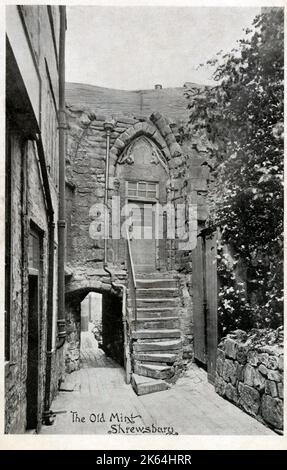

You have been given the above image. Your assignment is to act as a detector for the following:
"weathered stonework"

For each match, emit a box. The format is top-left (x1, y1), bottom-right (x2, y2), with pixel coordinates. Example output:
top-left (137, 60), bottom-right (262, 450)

top-left (215, 328), bottom-right (284, 431)
top-left (64, 83), bottom-right (211, 375)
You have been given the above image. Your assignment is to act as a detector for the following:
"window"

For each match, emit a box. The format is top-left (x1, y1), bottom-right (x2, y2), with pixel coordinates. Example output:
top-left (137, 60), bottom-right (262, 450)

top-left (127, 181), bottom-right (158, 199)
top-left (28, 230), bottom-right (41, 271)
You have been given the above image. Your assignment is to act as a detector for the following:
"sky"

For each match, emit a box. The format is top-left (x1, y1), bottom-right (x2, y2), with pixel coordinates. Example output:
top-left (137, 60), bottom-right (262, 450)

top-left (66, 6), bottom-right (260, 90)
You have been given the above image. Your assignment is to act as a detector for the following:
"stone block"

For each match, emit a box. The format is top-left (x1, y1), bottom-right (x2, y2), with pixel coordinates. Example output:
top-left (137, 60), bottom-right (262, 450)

top-left (278, 355), bottom-right (283, 371)
top-left (267, 369), bottom-right (282, 382)
top-left (244, 364), bottom-right (255, 387)
top-left (223, 359), bottom-right (237, 385)
top-left (277, 382), bottom-right (283, 399)
top-left (253, 369), bottom-right (266, 392)
top-left (267, 356), bottom-right (278, 370)
top-left (247, 350), bottom-right (259, 367)
top-left (258, 352), bottom-right (269, 366)
top-left (236, 362), bottom-right (245, 382)
top-left (216, 358), bottom-right (223, 377)
top-left (265, 380), bottom-right (278, 397)
top-left (261, 394), bottom-right (283, 429)
top-left (258, 364), bottom-right (268, 376)
top-left (225, 338), bottom-right (237, 359)
top-left (236, 344), bottom-right (248, 364)
top-left (238, 382), bottom-right (260, 416)
top-left (225, 383), bottom-right (239, 404)
top-left (215, 375), bottom-right (226, 396)
top-left (95, 187), bottom-right (105, 198)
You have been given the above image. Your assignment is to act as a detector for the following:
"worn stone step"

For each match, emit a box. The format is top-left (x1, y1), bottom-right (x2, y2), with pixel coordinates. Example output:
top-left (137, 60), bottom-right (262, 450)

top-left (134, 339), bottom-right (182, 352)
top-left (136, 272), bottom-right (178, 279)
top-left (134, 352), bottom-right (178, 363)
top-left (131, 373), bottom-right (169, 396)
top-left (137, 360), bottom-right (171, 366)
top-left (132, 329), bottom-right (181, 340)
top-left (137, 308), bottom-right (178, 319)
top-left (136, 279), bottom-right (178, 289)
top-left (134, 362), bottom-right (173, 380)
top-left (133, 288), bottom-right (178, 298)
top-left (132, 318), bottom-right (180, 329)
top-left (131, 298), bottom-right (180, 308)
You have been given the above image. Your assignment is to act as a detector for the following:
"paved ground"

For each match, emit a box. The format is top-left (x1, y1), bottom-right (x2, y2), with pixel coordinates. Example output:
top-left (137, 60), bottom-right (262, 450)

top-left (41, 327), bottom-right (273, 435)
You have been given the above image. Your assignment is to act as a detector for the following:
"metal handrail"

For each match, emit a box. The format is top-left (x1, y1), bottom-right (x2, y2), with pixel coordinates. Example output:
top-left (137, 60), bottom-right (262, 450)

top-left (125, 225), bottom-right (137, 329)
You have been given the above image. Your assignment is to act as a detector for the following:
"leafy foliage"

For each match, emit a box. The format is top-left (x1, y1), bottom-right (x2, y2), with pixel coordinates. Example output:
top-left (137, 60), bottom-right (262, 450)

top-left (185, 9), bottom-right (284, 335)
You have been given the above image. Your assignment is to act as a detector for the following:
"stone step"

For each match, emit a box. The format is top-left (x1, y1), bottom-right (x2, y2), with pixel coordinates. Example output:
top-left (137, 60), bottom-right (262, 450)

top-left (133, 288), bottom-right (178, 298)
top-left (132, 329), bottom-right (181, 340)
top-left (134, 362), bottom-right (173, 380)
top-left (136, 271), bottom-right (178, 279)
top-left (134, 339), bottom-right (182, 352)
top-left (132, 318), bottom-right (180, 329)
top-left (136, 360), bottom-right (171, 366)
top-left (134, 352), bottom-right (178, 363)
top-left (137, 308), bottom-right (179, 319)
top-left (131, 373), bottom-right (169, 396)
top-left (131, 298), bottom-right (180, 308)
top-left (136, 279), bottom-right (178, 289)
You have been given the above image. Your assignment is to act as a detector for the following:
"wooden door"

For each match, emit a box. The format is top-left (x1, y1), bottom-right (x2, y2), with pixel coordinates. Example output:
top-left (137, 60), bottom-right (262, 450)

top-left (128, 201), bottom-right (156, 273)
top-left (192, 230), bottom-right (218, 384)
top-left (205, 233), bottom-right (218, 384)
top-left (192, 236), bottom-right (207, 365)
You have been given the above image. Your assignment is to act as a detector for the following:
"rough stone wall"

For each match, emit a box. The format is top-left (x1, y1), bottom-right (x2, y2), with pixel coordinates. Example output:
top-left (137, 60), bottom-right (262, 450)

top-left (215, 328), bottom-right (284, 432)
top-left (5, 134), bottom-right (53, 433)
top-left (5, 132), bottom-right (27, 433)
top-left (65, 83), bottom-right (210, 374)
top-left (5, 6), bottom-right (63, 433)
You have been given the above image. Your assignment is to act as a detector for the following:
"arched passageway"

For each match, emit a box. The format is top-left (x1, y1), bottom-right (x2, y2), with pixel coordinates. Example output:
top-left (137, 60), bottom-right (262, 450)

top-left (65, 288), bottom-right (124, 374)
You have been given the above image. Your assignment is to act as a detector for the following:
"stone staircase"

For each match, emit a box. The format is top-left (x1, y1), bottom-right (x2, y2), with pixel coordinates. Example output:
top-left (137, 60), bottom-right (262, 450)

top-left (128, 272), bottom-right (182, 396)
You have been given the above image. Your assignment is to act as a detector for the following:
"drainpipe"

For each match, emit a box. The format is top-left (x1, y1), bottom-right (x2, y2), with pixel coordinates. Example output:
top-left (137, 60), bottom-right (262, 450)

top-left (103, 120), bottom-right (115, 277)
top-left (57, 5), bottom-right (67, 349)
top-left (42, 5), bottom-right (66, 424)
top-left (43, 220), bottom-right (55, 425)
top-left (34, 137), bottom-right (56, 424)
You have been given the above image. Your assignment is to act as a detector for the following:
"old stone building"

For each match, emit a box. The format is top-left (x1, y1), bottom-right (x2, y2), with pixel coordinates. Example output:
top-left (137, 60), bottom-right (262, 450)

top-left (6, 5), bottom-right (281, 437)
top-left (64, 82), bottom-right (217, 394)
top-left (5, 5), bottom-right (67, 433)
top-left (5, 3), bottom-right (215, 433)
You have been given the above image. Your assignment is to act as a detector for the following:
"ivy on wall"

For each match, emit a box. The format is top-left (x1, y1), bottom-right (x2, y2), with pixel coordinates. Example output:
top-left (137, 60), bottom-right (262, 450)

top-left (184, 8), bottom-right (284, 335)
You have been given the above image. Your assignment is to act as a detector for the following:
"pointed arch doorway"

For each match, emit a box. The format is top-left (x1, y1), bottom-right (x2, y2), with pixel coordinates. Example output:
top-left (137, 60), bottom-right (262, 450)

top-left (116, 135), bottom-right (172, 274)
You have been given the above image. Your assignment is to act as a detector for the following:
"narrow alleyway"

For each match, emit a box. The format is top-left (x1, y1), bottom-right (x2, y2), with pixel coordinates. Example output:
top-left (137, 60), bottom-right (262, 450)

top-left (40, 329), bottom-right (273, 435)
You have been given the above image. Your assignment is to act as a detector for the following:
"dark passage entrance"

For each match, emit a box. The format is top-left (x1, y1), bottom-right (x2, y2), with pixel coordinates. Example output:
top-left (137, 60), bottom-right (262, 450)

top-left (102, 293), bottom-right (124, 366)
top-left (26, 274), bottom-right (39, 431)
top-left (79, 291), bottom-right (124, 369)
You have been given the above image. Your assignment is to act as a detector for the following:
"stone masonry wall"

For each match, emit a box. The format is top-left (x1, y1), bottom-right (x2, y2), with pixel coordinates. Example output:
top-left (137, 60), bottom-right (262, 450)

top-left (215, 328), bottom-right (284, 432)
top-left (65, 83), bottom-right (210, 375)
